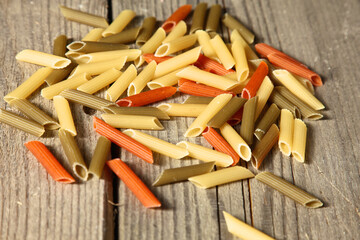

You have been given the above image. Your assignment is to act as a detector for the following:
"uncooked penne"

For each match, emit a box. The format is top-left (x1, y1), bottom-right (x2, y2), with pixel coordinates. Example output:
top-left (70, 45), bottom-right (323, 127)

top-left (53, 96), bottom-right (77, 136)
top-left (176, 141), bottom-right (233, 167)
top-left (254, 76), bottom-right (274, 120)
top-left (183, 96), bottom-right (213, 104)
top-left (103, 106), bottom-right (169, 120)
top-left (220, 123), bottom-right (251, 161)
top-left (269, 89), bottom-right (301, 119)
top-left (162, 20), bottom-right (187, 43)
top-left (128, 61), bottom-right (157, 96)
top-left (77, 68), bottom-right (121, 94)
top-left (156, 34), bottom-right (197, 57)
top-left (67, 41), bottom-right (129, 53)
top-left (123, 129), bottom-right (188, 159)
top-left (102, 9), bottom-right (136, 37)
top-left (189, 166), bottom-right (254, 189)
top-left (254, 103), bottom-right (280, 140)
top-left (101, 114), bottom-right (164, 130)
top-left (195, 30), bottom-right (219, 61)
top-left (232, 40), bottom-right (249, 82)
top-left (230, 30), bottom-right (258, 60)
top-left (136, 28), bottom-right (166, 67)
top-left (147, 69), bottom-right (182, 89)
top-left (82, 28), bottom-right (105, 41)
top-left (88, 136), bottom-right (111, 178)
top-left (210, 35), bottom-right (235, 70)
top-left (53, 35), bottom-right (67, 57)
top-left (223, 13), bottom-right (255, 44)
top-left (205, 4), bottom-right (222, 32)
top-left (99, 27), bottom-right (141, 44)
top-left (59, 5), bottom-right (109, 28)
top-left (278, 109), bottom-right (294, 156)
top-left (190, 3), bottom-right (207, 34)
top-left (240, 96), bottom-right (258, 145)
top-left (44, 62), bottom-right (77, 86)
top-left (292, 118), bottom-right (307, 162)
top-left (76, 49), bottom-right (141, 64)
top-left (16, 49), bottom-right (71, 69)
top-left (157, 103), bottom-right (207, 117)
top-left (136, 17), bottom-right (157, 46)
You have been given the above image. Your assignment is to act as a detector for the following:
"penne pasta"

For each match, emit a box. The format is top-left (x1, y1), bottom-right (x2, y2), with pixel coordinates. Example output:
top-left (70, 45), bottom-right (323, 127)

top-left (292, 118), bottom-right (307, 162)
top-left (67, 41), bottom-right (129, 53)
top-left (231, 40), bottom-right (249, 82)
top-left (249, 59), bottom-right (280, 85)
top-left (195, 54), bottom-right (235, 75)
top-left (240, 96), bottom-right (258, 145)
top-left (179, 81), bottom-right (235, 97)
top-left (101, 114), bottom-right (164, 130)
top-left (16, 49), bottom-right (71, 69)
top-left (294, 74), bottom-right (315, 95)
top-left (254, 76), bottom-right (274, 120)
top-left (184, 94), bottom-right (232, 137)
top-left (222, 13), bottom-right (255, 44)
top-left (65, 51), bottom-right (84, 59)
top-left (176, 141), bottom-right (233, 167)
top-left (254, 103), bottom-right (280, 140)
top-left (88, 136), bottom-right (111, 179)
top-left (205, 4), bottom-right (222, 32)
top-left (103, 106), bottom-right (169, 120)
top-left (195, 30), bottom-right (219, 61)
top-left (102, 9), bottom-right (136, 37)
top-left (157, 103), bottom-right (207, 117)
top-left (53, 96), bottom-right (77, 136)
top-left (76, 49), bottom-right (141, 64)
top-left (59, 5), bottom-right (109, 28)
top-left (44, 62), bottom-right (77, 86)
top-left (136, 17), bottom-right (157, 46)
top-left (278, 109), bottom-right (294, 156)
top-left (269, 89), bottom-right (301, 118)
top-left (241, 61), bottom-right (268, 99)
top-left (0, 108), bottom-right (45, 137)
top-left (161, 4), bottom-right (192, 32)
top-left (251, 124), bottom-right (279, 169)
top-left (208, 97), bottom-right (246, 128)
top-left (128, 61), bottom-right (157, 96)
top-left (162, 20), bottom-right (187, 43)
top-left (209, 35), bottom-right (236, 70)
top-left (183, 96), bottom-right (213, 104)
top-left (82, 28), bottom-right (105, 41)
top-left (255, 172), bottom-right (323, 208)
top-left (147, 69), bottom-right (182, 89)
top-left (143, 54), bottom-right (172, 64)
top-left (77, 68), bottom-right (122, 94)
top-left (230, 30), bottom-right (258, 60)
top-left (153, 162), bottom-right (215, 187)
top-left (123, 129), bottom-right (189, 159)
top-left (220, 123), bottom-right (251, 161)
top-left (99, 27), bottom-right (141, 44)
top-left (53, 35), bottom-right (68, 57)
top-left (189, 166), bottom-right (254, 189)
top-left (156, 34), bottom-right (197, 57)
top-left (190, 3), bottom-right (208, 34)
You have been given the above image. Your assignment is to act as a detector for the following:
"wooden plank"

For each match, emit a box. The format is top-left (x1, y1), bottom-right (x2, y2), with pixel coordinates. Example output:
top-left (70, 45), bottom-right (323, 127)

top-left (0, 1), bottom-right (114, 240)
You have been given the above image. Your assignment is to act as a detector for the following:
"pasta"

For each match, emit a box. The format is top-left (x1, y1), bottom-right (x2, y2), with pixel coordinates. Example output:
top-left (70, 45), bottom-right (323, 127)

top-left (128, 61), bottom-right (157, 96)
top-left (53, 35), bottom-right (68, 57)
top-left (161, 4), bottom-right (192, 32)
top-left (183, 96), bottom-right (213, 104)
top-left (269, 89), bottom-right (301, 118)
top-left (195, 30), bottom-right (219, 61)
top-left (102, 9), bottom-right (136, 37)
top-left (44, 62), bottom-right (77, 86)
top-left (153, 162), bottom-right (215, 187)
top-left (194, 54), bottom-right (235, 75)
top-left (98, 27), bottom-right (141, 44)
top-left (278, 109), bottom-right (294, 156)
top-left (103, 106), bottom-right (169, 120)
top-left (82, 28), bottom-right (105, 41)
top-left (188, 166), bottom-right (255, 189)
top-left (222, 13), bottom-right (255, 44)
top-left (65, 51), bottom-right (84, 59)
top-left (136, 17), bottom-right (157, 46)
top-left (209, 35), bottom-right (236, 70)
top-left (190, 3), bottom-right (208, 34)
top-left (249, 59), bottom-right (280, 85)
top-left (162, 20), bottom-right (187, 43)
top-left (58, 129), bottom-right (88, 181)
top-left (220, 123), bottom-right (251, 161)
top-left (88, 136), bottom-right (111, 178)
top-left (251, 124), bottom-right (279, 169)
top-left (67, 41), bottom-right (129, 53)
top-left (59, 5), bottom-right (109, 28)
top-left (0, 108), bottom-right (45, 137)
top-left (292, 118), bottom-right (307, 162)
top-left (76, 49), bottom-right (141, 64)
top-left (255, 172), bottom-right (323, 208)
top-left (176, 141), bottom-right (233, 167)
top-left (208, 97), bottom-right (246, 128)
top-left (254, 103), bottom-right (280, 140)
top-left (179, 81), bottom-right (235, 98)
top-left (8, 99), bottom-right (59, 130)
top-left (184, 94), bottom-right (232, 137)
top-left (157, 103), bottom-right (207, 117)
top-left (143, 54), bottom-right (173, 64)
top-left (101, 114), bottom-right (164, 130)
top-left (240, 96), bottom-right (258, 145)
top-left (136, 28), bottom-right (166, 67)
top-left (53, 96), bottom-right (77, 136)
top-left (16, 49), bottom-right (71, 69)
top-left (155, 34), bottom-right (197, 57)
top-left (230, 30), bottom-right (258, 60)
top-left (241, 61), bottom-right (268, 99)
top-left (147, 69), bottom-right (182, 89)
top-left (294, 74), bottom-right (315, 95)
top-left (231, 40), bottom-right (249, 82)
top-left (77, 68), bottom-right (122, 94)
top-left (254, 76), bottom-right (274, 120)
top-left (123, 129), bottom-right (189, 159)
top-left (205, 4), bottom-right (222, 32)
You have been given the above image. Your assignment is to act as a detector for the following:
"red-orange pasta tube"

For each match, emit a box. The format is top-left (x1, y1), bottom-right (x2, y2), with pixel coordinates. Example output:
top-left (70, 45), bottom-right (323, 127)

top-left (194, 54), bottom-right (235, 76)
top-left (161, 5), bottom-right (192, 32)
top-left (241, 61), bottom-right (268, 99)
top-left (178, 81), bottom-right (235, 97)
top-left (143, 53), bottom-right (172, 64)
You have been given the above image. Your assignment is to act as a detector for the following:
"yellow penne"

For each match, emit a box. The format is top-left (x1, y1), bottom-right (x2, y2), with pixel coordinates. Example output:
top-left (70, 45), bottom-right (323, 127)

top-left (65, 51), bottom-right (84, 60)
top-left (157, 103), bottom-right (207, 117)
top-left (195, 30), bottom-right (219, 61)
top-left (279, 109), bottom-right (294, 156)
top-left (155, 34), bottom-right (197, 57)
top-left (292, 119), bottom-right (307, 162)
top-left (254, 76), bottom-right (274, 120)
top-left (231, 40), bottom-right (249, 82)
top-left (16, 49), bottom-right (71, 69)
top-left (177, 141), bottom-right (233, 167)
top-left (123, 129), bottom-right (189, 159)
top-left (102, 9), bottom-right (136, 37)
top-left (76, 49), bottom-right (141, 64)
top-left (101, 114), bottom-right (163, 130)
top-left (230, 30), bottom-right (258, 60)
top-left (82, 28), bottom-right (105, 41)
top-left (147, 69), bottom-right (182, 89)
top-left (162, 20), bottom-right (187, 43)
top-left (223, 13), bottom-right (255, 44)
top-left (209, 35), bottom-right (235, 70)
top-left (128, 61), bottom-right (157, 96)
top-left (53, 96), bottom-right (77, 136)
top-left (220, 123), bottom-right (251, 161)
top-left (77, 68), bottom-right (121, 94)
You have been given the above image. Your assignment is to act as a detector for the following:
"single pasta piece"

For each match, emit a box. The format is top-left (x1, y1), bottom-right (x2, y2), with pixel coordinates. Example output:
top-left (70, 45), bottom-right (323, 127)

top-left (254, 76), bottom-right (274, 120)
top-left (105, 64), bottom-right (137, 102)
top-left (101, 114), bottom-right (164, 130)
top-left (273, 69), bottom-right (324, 110)
top-left (223, 211), bottom-right (274, 240)
top-left (44, 62), bottom-right (77, 86)
top-left (65, 51), bottom-right (84, 59)
top-left (58, 129), bottom-right (88, 181)
top-left (103, 106), bottom-right (169, 120)
top-left (232, 40), bottom-right (249, 82)
top-left (240, 96), bottom-right (258, 145)
top-left (0, 108), bottom-right (45, 137)
top-left (154, 46), bottom-right (202, 78)
top-left (143, 54), bottom-right (172, 64)
top-left (202, 127), bottom-right (240, 166)
top-left (102, 9), bottom-right (136, 37)
top-left (255, 172), bottom-right (323, 208)
top-left (53, 96), bottom-right (77, 136)
top-left (220, 123), bottom-right (251, 161)
top-left (76, 49), bottom-right (141, 64)
top-left (107, 158), bottom-right (161, 208)
top-left (194, 54), bottom-right (235, 76)
top-left (195, 31), bottom-right (219, 61)
top-left (251, 124), bottom-right (279, 169)
top-left (16, 49), bottom-right (71, 69)
top-left (209, 35), bottom-right (235, 70)
top-left (230, 30), bottom-right (258, 60)
top-left (117, 86), bottom-right (177, 107)
top-left (77, 68), bottom-right (121, 94)
top-left (254, 103), bottom-right (280, 140)
top-left (98, 27), bottom-right (142, 44)
top-left (153, 162), bottom-right (215, 187)
top-left (176, 141), bottom-right (233, 167)
top-left (178, 81), bottom-right (235, 97)
top-left (93, 117), bottom-right (153, 163)
top-left (178, 78), bottom-right (193, 86)
top-left (8, 99), bottom-right (59, 130)
top-left (278, 109), bottom-right (294, 156)
top-left (268, 89), bottom-right (301, 118)
top-left (176, 66), bottom-right (239, 91)
top-left (41, 73), bottom-right (91, 99)
top-left (294, 74), bottom-right (315, 95)
top-left (88, 136), bottom-right (111, 179)
top-left (53, 35), bottom-right (67, 57)
top-left (184, 93), bottom-right (232, 137)
top-left (136, 28), bottom-right (166, 67)
top-left (157, 103), bottom-right (207, 117)
top-left (162, 20), bottom-right (187, 43)
top-left (161, 4), bottom-right (192, 32)
top-left (67, 41), bottom-right (129, 53)
top-left (59, 5), bottom-right (109, 28)
top-left (82, 28), bottom-right (105, 41)
top-left (183, 96), bottom-right (213, 104)
top-left (136, 17), bottom-right (157, 46)
top-left (292, 119), bottom-right (307, 162)
top-left (205, 4), bottom-right (222, 32)
top-left (241, 61), bottom-right (268, 99)
top-left (155, 34), bottom-right (197, 57)
top-left (189, 166), bottom-right (254, 189)
top-left (128, 61), bottom-right (157, 96)
top-left (208, 97), bottom-right (246, 128)
top-left (4, 67), bottom-right (53, 102)
top-left (25, 141), bottom-right (75, 183)
top-left (147, 69), bottom-right (182, 89)
top-left (123, 129), bottom-right (189, 159)
top-left (190, 3), bottom-right (208, 33)
top-left (222, 13), bottom-right (255, 44)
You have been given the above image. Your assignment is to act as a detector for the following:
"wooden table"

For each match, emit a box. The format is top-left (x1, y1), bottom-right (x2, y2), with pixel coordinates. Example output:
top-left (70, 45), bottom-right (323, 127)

top-left (0, 0), bottom-right (359, 239)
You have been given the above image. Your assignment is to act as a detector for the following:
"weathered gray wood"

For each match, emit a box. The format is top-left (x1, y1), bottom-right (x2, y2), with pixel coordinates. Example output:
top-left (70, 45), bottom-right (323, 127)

top-left (0, 0), bottom-right (114, 240)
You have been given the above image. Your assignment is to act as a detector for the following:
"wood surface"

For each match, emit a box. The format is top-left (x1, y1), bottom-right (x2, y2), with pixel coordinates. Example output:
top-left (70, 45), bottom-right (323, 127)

top-left (0, 0), bottom-right (359, 239)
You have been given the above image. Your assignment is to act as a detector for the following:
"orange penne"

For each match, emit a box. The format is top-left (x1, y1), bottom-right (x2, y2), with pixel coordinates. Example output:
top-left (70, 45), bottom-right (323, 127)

top-left (107, 158), bottom-right (161, 208)
top-left (178, 81), bottom-right (235, 97)
top-left (93, 117), bottom-right (153, 163)
top-left (268, 53), bottom-right (323, 86)
top-left (202, 127), bottom-right (240, 166)
top-left (143, 53), bottom-right (172, 64)
top-left (178, 78), bottom-right (193, 86)
top-left (116, 86), bottom-right (177, 107)
top-left (161, 5), bottom-right (192, 32)
top-left (194, 54), bottom-right (235, 76)
top-left (241, 61), bottom-right (268, 99)
top-left (25, 141), bottom-right (75, 183)
top-left (228, 106), bottom-right (243, 126)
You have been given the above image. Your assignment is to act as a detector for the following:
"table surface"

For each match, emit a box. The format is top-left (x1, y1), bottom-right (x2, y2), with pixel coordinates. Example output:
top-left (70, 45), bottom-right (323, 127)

top-left (0, 0), bottom-right (359, 239)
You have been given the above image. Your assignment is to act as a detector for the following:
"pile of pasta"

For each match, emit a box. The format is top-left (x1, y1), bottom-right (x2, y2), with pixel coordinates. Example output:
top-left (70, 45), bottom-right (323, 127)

top-left (0, 3), bottom-right (327, 239)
